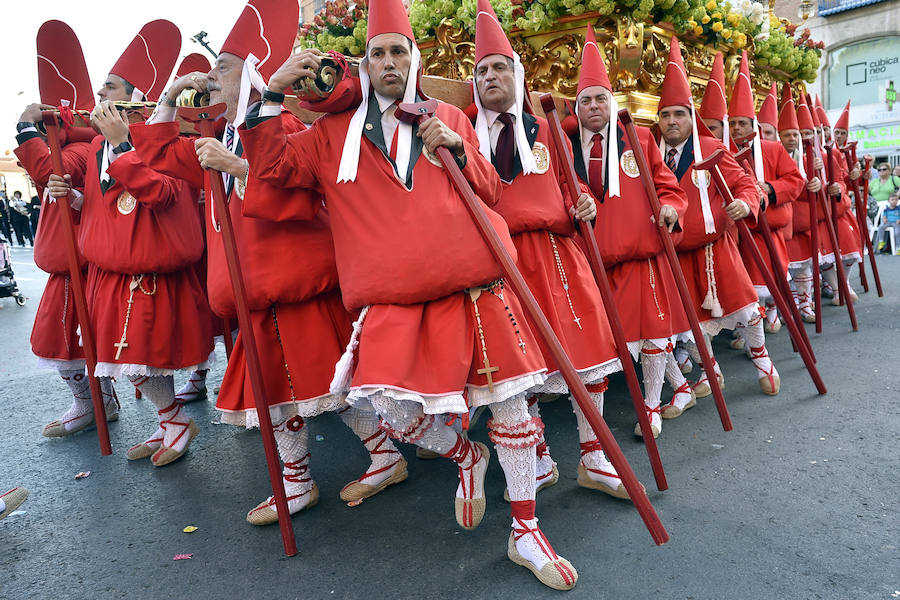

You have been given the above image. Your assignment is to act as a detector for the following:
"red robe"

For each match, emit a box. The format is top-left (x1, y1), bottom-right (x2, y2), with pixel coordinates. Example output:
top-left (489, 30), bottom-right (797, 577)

top-left (79, 134), bottom-right (212, 372)
top-left (131, 113), bottom-right (352, 423)
top-left (739, 140), bottom-right (804, 286)
top-left (668, 136), bottom-right (760, 329)
top-left (484, 112), bottom-right (619, 386)
top-left (238, 99), bottom-right (546, 409)
top-left (570, 124), bottom-right (690, 345)
top-left (14, 136), bottom-right (91, 362)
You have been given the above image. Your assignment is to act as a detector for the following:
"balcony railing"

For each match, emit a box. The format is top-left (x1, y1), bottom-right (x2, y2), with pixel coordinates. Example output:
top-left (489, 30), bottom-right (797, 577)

top-left (818, 0), bottom-right (890, 16)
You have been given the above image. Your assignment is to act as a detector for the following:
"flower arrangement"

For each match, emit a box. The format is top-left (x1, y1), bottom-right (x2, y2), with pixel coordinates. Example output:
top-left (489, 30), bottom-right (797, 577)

top-left (755, 16), bottom-right (822, 81)
top-left (297, 0), bottom-right (369, 55)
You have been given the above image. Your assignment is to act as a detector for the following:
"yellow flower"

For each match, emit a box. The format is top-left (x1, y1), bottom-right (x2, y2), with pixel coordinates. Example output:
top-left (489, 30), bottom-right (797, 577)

top-left (712, 21), bottom-right (723, 31)
top-left (712, 12), bottom-right (722, 19)
top-left (694, 25), bottom-right (705, 35)
top-left (727, 13), bottom-right (741, 25)
top-left (734, 33), bottom-right (747, 47)
top-left (722, 28), bottom-right (733, 38)
top-left (688, 19), bottom-right (697, 27)
top-left (705, 0), bottom-right (716, 9)
top-left (701, 15), bottom-right (711, 23)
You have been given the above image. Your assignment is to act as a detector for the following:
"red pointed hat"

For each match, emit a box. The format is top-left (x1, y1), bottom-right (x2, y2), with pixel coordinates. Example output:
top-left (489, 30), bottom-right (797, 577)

top-left (796, 97), bottom-right (815, 131)
top-left (365, 0), bottom-right (414, 43)
top-left (807, 96), bottom-right (821, 128)
top-left (699, 52), bottom-right (727, 122)
top-left (577, 25), bottom-right (612, 97)
top-left (110, 20), bottom-right (181, 100)
top-left (176, 53), bottom-right (212, 78)
top-left (36, 20), bottom-right (93, 110)
top-left (728, 51), bottom-right (756, 119)
top-left (779, 81), bottom-right (794, 111)
top-left (475, 0), bottom-right (513, 64)
top-left (220, 0), bottom-right (301, 80)
top-left (814, 94), bottom-right (830, 127)
top-left (834, 99), bottom-right (850, 130)
top-left (778, 83), bottom-right (798, 131)
top-left (757, 82), bottom-right (777, 128)
top-left (658, 36), bottom-right (693, 110)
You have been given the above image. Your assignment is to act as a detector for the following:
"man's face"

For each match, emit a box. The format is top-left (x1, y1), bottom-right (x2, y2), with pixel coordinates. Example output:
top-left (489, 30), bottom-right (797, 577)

top-left (475, 54), bottom-right (516, 113)
top-left (367, 33), bottom-right (411, 100)
top-left (12, 192), bottom-right (21, 199)
top-left (729, 117), bottom-right (754, 141)
top-left (781, 128), bottom-right (803, 152)
top-left (822, 125), bottom-right (832, 142)
top-left (703, 118), bottom-right (723, 140)
top-left (576, 86), bottom-right (610, 133)
top-left (658, 106), bottom-right (692, 146)
top-left (96, 74), bottom-right (131, 102)
top-left (759, 122), bottom-right (777, 141)
top-left (207, 52), bottom-right (244, 123)
top-left (833, 128), bottom-right (848, 146)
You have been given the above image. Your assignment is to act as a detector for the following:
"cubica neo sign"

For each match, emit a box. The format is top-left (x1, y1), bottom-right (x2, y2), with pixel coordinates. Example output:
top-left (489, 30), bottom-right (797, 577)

top-left (827, 36), bottom-right (900, 109)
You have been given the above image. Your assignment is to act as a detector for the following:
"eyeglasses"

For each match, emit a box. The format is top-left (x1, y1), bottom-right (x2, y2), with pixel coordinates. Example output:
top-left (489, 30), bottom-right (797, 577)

top-left (879, 168), bottom-right (889, 171)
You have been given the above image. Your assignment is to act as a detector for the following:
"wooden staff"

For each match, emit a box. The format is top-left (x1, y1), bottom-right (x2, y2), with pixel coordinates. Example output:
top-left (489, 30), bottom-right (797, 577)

top-left (178, 103), bottom-right (297, 556)
top-left (841, 142), bottom-right (883, 296)
top-left (815, 139), bottom-right (858, 331)
top-left (696, 151), bottom-right (826, 394)
top-left (397, 100), bottom-right (669, 545)
top-left (616, 110), bottom-right (732, 431)
top-left (539, 93), bottom-right (667, 491)
top-left (41, 113), bottom-right (112, 456)
top-left (733, 145), bottom-right (815, 360)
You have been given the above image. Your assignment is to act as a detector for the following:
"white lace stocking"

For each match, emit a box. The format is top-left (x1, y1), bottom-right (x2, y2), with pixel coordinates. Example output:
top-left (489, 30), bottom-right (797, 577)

top-left (272, 417), bottom-right (315, 496)
top-left (570, 392), bottom-right (604, 445)
top-left (130, 375), bottom-right (191, 452)
top-left (370, 397), bottom-right (458, 454)
top-left (338, 406), bottom-right (402, 486)
top-left (489, 398), bottom-right (536, 502)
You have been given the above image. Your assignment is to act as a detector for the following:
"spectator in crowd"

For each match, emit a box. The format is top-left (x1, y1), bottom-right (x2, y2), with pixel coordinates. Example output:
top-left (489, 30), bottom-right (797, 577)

top-left (0, 192), bottom-right (13, 244)
top-left (894, 165), bottom-right (900, 178)
top-left (9, 191), bottom-right (33, 247)
top-left (875, 192), bottom-right (900, 254)
top-left (869, 162), bottom-right (900, 204)
top-left (28, 194), bottom-right (40, 239)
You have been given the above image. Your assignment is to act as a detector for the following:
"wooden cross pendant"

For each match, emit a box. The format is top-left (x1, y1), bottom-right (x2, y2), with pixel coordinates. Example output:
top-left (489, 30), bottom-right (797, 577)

top-left (478, 357), bottom-right (500, 393)
top-left (114, 338), bottom-right (128, 360)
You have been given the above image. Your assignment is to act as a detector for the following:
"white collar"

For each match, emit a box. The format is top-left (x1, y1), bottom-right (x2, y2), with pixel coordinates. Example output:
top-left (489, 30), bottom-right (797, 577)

top-left (374, 90), bottom-right (399, 115)
top-left (666, 137), bottom-right (689, 155)
top-left (580, 124), bottom-right (606, 150)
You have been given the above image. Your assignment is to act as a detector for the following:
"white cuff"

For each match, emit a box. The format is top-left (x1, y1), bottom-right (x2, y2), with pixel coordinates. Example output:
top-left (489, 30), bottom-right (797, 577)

top-left (70, 189), bottom-right (84, 211)
top-left (146, 103), bottom-right (177, 125)
top-left (258, 104), bottom-right (281, 118)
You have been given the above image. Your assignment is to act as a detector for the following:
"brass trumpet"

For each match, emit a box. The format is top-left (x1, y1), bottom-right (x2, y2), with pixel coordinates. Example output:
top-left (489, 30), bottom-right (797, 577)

top-left (176, 88), bottom-right (210, 108)
top-left (291, 54), bottom-right (360, 101)
top-left (38, 101), bottom-right (157, 134)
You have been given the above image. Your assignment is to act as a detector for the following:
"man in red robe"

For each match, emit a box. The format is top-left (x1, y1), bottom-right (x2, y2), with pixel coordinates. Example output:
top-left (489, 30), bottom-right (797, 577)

top-left (657, 42), bottom-right (775, 400)
top-left (238, 0), bottom-right (582, 588)
top-left (15, 22), bottom-right (120, 438)
top-left (131, 0), bottom-right (407, 525)
top-left (469, 0), bottom-right (627, 501)
top-left (48, 21), bottom-right (214, 466)
top-left (568, 26), bottom-right (689, 439)
top-left (729, 75), bottom-right (804, 370)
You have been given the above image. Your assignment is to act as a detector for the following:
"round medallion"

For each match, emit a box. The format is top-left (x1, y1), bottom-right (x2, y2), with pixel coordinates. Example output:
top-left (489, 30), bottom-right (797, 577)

top-left (532, 142), bottom-right (550, 174)
top-left (117, 192), bottom-right (136, 215)
top-left (691, 168), bottom-right (711, 189)
top-left (620, 150), bottom-right (640, 178)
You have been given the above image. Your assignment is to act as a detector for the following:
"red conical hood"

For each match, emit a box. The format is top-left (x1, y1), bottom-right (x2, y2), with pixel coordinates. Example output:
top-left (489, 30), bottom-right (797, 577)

top-left (475, 0), bottom-right (513, 64)
top-left (699, 52), bottom-right (727, 122)
top-left (814, 94), bottom-right (830, 127)
top-left (576, 25), bottom-right (612, 97)
top-left (778, 93), bottom-right (799, 131)
top-left (728, 51), bottom-right (755, 119)
top-left (808, 96), bottom-right (821, 128)
top-left (834, 99), bottom-right (850, 130)
top-left (658, 36), bottom-right (693, 111)
top-left (779, 81), bottom-right (794, 111)
top-left (36, 20), bottom-right (93, 110)
top-left (757, 82), bottom-right (777, 128)
top-left (221, 0), bottom-right (301, 80)
top-left (110, 20), bottom-right (180, 100)
top-left (176, 53), bottom-right (212, 78)
top-left (797, 96), bottom-right (815, 131)
top-left (365, 0), bottom-right (414, 43)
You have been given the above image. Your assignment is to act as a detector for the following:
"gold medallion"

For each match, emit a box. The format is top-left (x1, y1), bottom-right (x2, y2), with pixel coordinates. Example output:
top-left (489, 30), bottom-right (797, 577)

top-left (117, 192), bottom-right (136, 215)
top-left (691, 169), bottom-right (711, 189)
top-left (620, 150), bottom-right (640, 178)
top-left (532, 142), bottom-right (550, 174)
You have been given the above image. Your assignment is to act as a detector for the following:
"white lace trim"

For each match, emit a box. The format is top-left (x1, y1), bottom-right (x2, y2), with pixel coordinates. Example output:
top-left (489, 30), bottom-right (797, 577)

top-left (36, 357), bottom-right (86, 371)
top-left (218, 393), bottom-right (348, 429)
top-left (94, 359), bottom-right (213, 379)
top-left (688, 302), bottom-right (760, 337)
top-left (536, 358), bottom-right (622, 394)
top-left (820, 251), bottom-right (860, 266)
top-left (626, 337), bottom-right (675, 361)
top-left (347, 370), bottom-right (547, 415)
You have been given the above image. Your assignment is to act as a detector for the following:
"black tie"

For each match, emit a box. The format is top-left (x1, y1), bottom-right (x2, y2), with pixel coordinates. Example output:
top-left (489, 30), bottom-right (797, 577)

top-left (495, 113), bottom-right (516, 181)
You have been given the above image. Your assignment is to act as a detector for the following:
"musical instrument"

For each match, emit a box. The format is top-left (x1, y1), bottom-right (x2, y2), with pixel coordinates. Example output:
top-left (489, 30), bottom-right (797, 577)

top-left (291, 54), bottom-right (359, 101)
top-left (37, 101), bottom-right (157, 134)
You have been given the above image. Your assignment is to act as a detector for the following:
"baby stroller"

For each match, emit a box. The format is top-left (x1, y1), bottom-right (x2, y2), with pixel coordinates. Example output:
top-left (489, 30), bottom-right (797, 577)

top-left (0, 242), bottom-right (26, 306)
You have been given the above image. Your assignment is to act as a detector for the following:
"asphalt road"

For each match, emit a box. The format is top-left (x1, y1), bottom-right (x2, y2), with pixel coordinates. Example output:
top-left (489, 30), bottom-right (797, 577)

top-left (0, 244), bottom-right (898, 600)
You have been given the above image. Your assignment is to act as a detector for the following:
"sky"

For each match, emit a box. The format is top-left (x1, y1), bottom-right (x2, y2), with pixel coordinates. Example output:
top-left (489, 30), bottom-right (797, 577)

top-left (2, 0), bottom-right (252, 154)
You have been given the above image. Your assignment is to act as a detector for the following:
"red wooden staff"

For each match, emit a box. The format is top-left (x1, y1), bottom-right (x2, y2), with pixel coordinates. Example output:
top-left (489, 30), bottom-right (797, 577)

top-left (617, 109), bottom-right (732, 432)
top-left (397, 100), bottom-right (669, 545)
top-left (733, 145), bottom-right (815, 361)
top-left (696, 151), bottom-right (826, 394)
top-left (797, 139), bottom-right (824, 333)
top-left (821, 142), bottom-right (859, 330)
top-left (178, 103), bottom-right (297, 556)
top-left (539, 93), bottom-right (667, 492)
top-left (42, 113), bottom-right (112, 456)
top-left (841, 142), bottom-right (883, 296)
